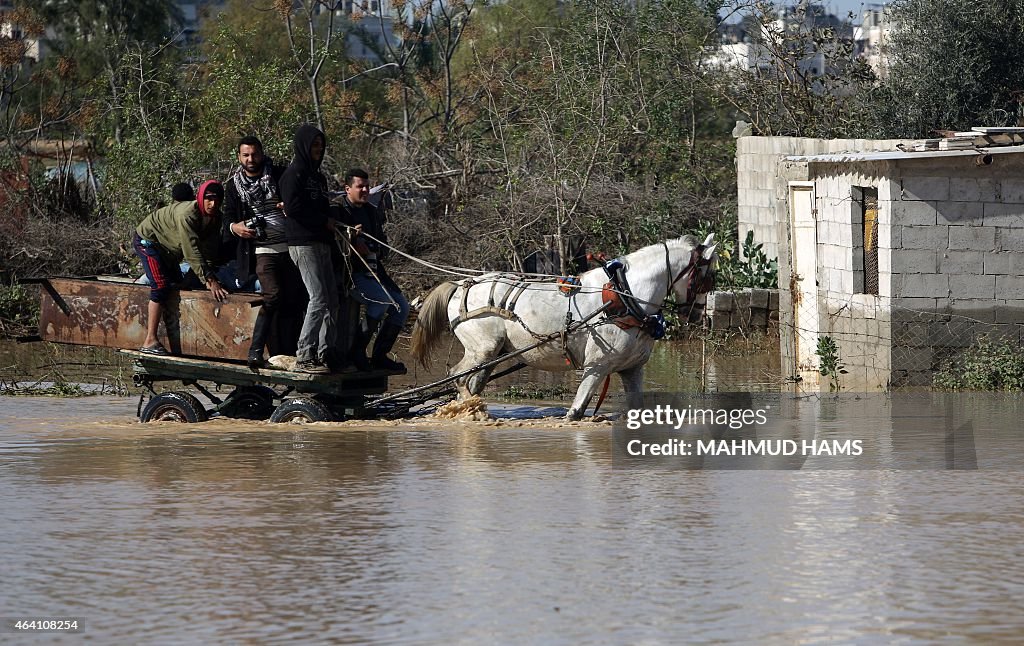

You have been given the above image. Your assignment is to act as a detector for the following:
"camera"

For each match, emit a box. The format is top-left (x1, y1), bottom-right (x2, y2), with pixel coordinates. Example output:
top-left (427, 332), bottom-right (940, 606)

top-left (243, 215), bottom-right (267, 242)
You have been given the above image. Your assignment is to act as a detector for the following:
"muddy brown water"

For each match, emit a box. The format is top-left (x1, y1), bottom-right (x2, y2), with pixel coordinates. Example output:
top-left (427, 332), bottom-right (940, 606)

top-left (2, 340), bottom-right (1023, 642)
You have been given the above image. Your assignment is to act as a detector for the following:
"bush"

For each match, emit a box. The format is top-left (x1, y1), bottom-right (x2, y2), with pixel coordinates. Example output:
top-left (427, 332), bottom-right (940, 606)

top-left (696, 222), bottom-right (778, 290)
top-left (933, 337), bottom-right (1024, 391)
top-left (0, 282), bottom-right (40, 337)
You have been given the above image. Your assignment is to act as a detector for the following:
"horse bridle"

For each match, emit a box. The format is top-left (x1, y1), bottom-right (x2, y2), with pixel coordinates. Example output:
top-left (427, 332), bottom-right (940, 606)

top-left (664, 242), bottom-right (716, 315)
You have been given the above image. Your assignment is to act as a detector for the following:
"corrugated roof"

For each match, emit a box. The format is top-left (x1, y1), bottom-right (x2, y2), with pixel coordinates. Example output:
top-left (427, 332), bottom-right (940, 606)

top-left (786, 146), bottom-right (1024, 163)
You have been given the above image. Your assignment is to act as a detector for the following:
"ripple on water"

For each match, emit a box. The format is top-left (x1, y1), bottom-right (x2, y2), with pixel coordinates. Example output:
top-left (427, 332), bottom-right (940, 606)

top-left (1, 393), bottom-right (1024, 641)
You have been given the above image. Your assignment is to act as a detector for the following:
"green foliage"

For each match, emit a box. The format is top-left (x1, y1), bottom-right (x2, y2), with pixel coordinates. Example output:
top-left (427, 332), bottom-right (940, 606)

top-left (500, 382), bottom-right (572, 400)
top-left (875, 0), bottom-right (1024, 136)
top-left (195, 23), bottom-right (312, 156)
top-left (731, 230), bottom-right (779, 289)
top-left (816, 335), bottom-right (847, 392)
top-left (198, 0), bottom-right (294, 67)
top-left (102, 135), bottom-right (215, 228)
top-left (0, 283), bottom-right (39, 336)
top-left (933, 337), bottom-right (1024, 391)
top-left (696, 222), bottom-right (778, 289)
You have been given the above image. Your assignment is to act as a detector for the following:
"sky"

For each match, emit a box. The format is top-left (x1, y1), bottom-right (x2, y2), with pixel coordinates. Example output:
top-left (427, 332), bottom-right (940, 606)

top-left (819, 0), bottom-right (889, 21)
top-left (722, 2), bottom-right (890, 25)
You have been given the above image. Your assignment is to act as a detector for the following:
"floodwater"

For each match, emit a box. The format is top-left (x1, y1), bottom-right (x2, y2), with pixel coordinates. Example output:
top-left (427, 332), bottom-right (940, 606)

top-left (2, 341), bottom-right (1024, 642)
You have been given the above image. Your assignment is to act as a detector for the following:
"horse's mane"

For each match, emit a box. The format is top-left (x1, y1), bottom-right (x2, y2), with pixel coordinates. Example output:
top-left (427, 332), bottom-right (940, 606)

top-left (581, 235), bottom-right (698, 280)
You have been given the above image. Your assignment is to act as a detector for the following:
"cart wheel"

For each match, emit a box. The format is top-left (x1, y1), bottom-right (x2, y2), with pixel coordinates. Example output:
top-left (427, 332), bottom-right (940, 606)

top-left (219, 386), bottom-right (276, 420)
top-left (141, 391), bottom-right (209, 423)
top-left (269, 397), bottom-right (335, 424)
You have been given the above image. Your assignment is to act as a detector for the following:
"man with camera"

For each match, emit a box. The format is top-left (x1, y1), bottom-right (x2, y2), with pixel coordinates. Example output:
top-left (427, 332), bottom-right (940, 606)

top-left (224, 135), bottom-right (305, 368)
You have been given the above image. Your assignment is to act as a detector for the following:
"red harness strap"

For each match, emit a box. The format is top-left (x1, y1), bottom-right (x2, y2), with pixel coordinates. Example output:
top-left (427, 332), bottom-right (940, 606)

top-left (601, 282), bottom-right (646, 330)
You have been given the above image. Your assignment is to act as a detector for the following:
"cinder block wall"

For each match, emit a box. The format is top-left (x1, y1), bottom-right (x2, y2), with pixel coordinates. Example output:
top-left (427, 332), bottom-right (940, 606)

top-left (737, 136), bottom-right (909, 263)
top-left (704, 289), bottom-right (780, 332)
top-left (888, 155), bottom-right (1024, 386)
top-left (806, 165), bottom-right (895, 389)
top-left (746, 136), bottom-right (1024, 389)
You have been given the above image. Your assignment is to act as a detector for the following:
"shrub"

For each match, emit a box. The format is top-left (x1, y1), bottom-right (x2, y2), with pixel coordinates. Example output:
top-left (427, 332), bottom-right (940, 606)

top-left (933, 337), bottom-right (1024, 391)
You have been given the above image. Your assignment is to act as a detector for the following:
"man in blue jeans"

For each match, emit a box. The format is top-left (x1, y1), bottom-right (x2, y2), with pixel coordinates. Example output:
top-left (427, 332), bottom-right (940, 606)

top-left (338, 168), bottom-right (408, 372)
top-left (278, 125), bottom-right (339, 374)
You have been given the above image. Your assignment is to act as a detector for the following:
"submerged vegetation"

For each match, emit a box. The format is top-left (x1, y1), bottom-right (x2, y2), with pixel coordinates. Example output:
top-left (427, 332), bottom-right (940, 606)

top-left (0, 343), bottom-right (130, 396)
top-left (500, 383), bottom-right (573, 401)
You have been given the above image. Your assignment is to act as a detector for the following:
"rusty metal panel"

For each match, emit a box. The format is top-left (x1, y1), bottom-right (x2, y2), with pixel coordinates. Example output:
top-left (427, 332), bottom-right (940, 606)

top-left (38, 278), bottom-right (262, 361)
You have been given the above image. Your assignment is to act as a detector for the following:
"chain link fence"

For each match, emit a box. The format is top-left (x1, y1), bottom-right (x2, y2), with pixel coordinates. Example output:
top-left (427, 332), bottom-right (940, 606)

top-left (783, 294), bottom-right (1024, 389)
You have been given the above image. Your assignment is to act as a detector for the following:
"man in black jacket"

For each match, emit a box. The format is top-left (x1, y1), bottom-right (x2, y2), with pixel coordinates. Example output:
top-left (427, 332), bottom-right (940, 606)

top-left (339, 168), bottom-right (408, 371)
top-left (278, 125), bottom-right (339, 374)
top-left (223, 136), bottom-right (306, 368)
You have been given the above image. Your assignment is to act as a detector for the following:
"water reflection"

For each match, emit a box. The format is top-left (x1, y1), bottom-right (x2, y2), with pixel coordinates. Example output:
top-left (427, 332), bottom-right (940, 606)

top-left (1, 394), bottom-right (1023, 641)
top-left (0, 336), bottom-right (782, 401)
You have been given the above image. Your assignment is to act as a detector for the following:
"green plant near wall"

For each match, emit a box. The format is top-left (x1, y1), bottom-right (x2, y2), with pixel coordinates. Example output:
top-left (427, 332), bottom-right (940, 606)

top-left (933, 337), bottom-right (1024, 391)
top-left (695, 221), bottom-right (778, 290)
top-left (816, 336), bottom-right (847, 392)
top-left (735, 230), bottom-right (779, 289)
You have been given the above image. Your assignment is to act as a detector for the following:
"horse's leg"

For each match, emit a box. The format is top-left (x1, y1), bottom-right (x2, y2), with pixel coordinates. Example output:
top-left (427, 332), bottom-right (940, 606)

top-left (451, 324), bottom-right (506, 400)
top-left (566, 367), bottom-right (609, 421)
top-left (617, 364), bottom-right (645, 411)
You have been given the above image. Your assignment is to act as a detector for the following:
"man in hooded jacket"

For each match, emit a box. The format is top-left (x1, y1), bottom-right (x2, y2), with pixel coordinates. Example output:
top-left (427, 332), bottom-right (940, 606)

top-left (133, 180), bottom-right (229, 355)
top-left (278, 124), bottom-right (338, 374)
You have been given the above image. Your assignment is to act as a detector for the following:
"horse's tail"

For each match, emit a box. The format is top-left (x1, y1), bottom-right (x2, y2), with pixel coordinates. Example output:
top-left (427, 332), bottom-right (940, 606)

top-left (410, 281), bottom-right (459, 368)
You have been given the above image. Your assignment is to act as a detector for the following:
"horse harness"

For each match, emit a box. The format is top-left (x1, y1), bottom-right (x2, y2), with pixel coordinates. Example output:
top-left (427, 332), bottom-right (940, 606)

top-left (449, 274), bottom-right (585, 368)
top-left (445, 243), bottom-right (713, 366)
top-left (601, 242), bottom-right (714, 337)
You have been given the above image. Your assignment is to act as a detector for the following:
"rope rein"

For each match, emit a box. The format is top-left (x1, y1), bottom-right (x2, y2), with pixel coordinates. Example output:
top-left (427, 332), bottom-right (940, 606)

top-left (341, 224), bottom-right (696, 310)
top-left (338, 224), bottom-right (712, 344)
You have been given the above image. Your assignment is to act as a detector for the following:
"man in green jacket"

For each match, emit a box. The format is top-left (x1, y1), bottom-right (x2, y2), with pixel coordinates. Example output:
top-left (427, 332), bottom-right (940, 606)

top-left (132, 180), bottom-right (229, 355)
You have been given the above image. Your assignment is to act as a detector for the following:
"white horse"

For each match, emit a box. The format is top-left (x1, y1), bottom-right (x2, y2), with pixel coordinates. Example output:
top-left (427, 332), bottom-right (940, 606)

top-left (411, 235), bottom-right (717, 419)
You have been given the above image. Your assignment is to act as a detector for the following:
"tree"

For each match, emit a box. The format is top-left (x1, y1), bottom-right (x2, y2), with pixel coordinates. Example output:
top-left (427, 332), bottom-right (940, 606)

top-left (26, 0), bottom-right (182, 145)
top-left (705, 1), bottom-right (877, 138)
top-left (0, 5), bottom-right (46, 139)
top-left (877, 0), bottom-right (1024, 136)
top-left (198, 0), bottom-right (294, 67)
top-left (274, 0), bottom-right (350, 133)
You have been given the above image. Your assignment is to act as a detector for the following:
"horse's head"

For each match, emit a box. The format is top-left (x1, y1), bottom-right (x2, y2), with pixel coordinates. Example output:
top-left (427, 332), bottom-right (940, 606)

top-left (670, 234), bottom-right (717, 323)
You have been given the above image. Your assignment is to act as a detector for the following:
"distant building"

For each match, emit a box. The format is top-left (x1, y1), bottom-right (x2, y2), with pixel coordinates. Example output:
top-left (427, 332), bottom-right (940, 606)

top-left (709, 2), bottom-right (853, 77)
top-left (0, 0), bottom-right (47, 63)
top-left (176, 1), bottom-right (225, 47)
top-left (853, 5), bottom-right (892, 80)
top-left (338, 0), bottom-right (401, 63)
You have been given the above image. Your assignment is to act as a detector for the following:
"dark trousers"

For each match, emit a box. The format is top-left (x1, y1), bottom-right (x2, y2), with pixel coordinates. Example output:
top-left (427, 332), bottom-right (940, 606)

top-left (255, 252), bottom-right (307, 357)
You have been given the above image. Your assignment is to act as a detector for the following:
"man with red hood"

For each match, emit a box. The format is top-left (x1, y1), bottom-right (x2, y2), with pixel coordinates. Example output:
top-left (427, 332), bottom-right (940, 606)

top-left (133, 179), bottom-right (230, 355)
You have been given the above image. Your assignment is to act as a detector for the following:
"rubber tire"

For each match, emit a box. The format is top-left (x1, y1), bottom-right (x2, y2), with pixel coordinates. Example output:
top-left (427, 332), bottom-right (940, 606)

top-left (269, 397), bottom-right (335, 424)
top-left (219, 386), bottom-right (276, 420)
top-left (141, 391), bottom-right (209, 423)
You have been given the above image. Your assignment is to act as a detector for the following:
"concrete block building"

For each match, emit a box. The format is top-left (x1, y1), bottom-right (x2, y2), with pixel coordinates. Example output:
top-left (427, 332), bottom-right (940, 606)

top-left (736, 135), bottom-right (1024, 389)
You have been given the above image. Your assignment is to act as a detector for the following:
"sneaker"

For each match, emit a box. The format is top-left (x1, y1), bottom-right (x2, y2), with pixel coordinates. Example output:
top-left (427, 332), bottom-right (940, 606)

top-left (139, 343), bottom-right (170, 356)
top-left (318, 353), bottom-right (343, 374)
top-left (247, 352), bottom-right (265, 370)
top-left (372, 355), bottom-right (406, 372)
top-left (295, 359), bottom-right (330, 375)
